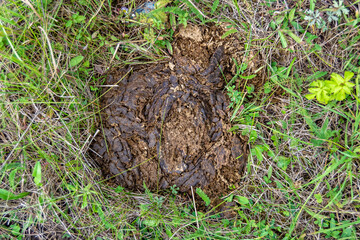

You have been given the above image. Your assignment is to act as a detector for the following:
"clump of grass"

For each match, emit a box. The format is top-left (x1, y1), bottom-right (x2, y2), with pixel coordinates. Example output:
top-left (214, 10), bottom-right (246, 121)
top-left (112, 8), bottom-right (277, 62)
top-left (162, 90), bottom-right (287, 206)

top-left (1, 0), bottom-right (360, 239)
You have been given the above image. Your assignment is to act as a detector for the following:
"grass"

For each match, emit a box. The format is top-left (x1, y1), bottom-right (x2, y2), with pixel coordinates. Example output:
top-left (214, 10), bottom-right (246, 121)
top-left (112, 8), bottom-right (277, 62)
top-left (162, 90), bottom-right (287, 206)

top-left (1, 0), bottom-right (360, 239)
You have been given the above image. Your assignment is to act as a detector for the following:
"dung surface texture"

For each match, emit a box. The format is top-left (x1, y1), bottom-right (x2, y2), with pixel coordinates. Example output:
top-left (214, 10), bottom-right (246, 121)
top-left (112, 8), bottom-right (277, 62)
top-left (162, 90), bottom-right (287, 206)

top-left (92, 25), bottom-right (250, 198)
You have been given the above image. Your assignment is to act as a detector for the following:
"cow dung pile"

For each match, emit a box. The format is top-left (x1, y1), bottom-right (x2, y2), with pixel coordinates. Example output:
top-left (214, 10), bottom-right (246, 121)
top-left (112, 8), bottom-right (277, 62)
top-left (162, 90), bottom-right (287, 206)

top-left (92, 24), bottom-right (250, 198)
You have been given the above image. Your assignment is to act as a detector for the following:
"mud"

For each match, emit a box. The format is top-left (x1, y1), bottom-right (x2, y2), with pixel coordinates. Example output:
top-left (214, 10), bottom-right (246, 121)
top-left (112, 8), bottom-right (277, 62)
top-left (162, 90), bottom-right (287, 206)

top-left (92, 24), bottom-right (252, 198)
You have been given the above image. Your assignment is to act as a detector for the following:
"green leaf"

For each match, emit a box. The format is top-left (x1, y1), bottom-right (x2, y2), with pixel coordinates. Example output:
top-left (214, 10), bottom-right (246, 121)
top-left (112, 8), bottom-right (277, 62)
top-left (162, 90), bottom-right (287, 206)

top-left (343, 71), bottom-right (354, 82)
top-left (310, 0), bottom-right (315, 11)
top-left (306, 80), bottom-right (332, 104)
top-left (305, 93), bottom-right (316, 100)
top-left (0, 16), bottom-right (17, 26)
top-left (221, 29), bottom-right (238, 39)
top-left (0, 189), bottom-right (13, 200)
top-left (264, 81), bottom-right (272, 94)
top-left (268, 165), bottom-right (273, 179)
top-left (275, 15), bottom-right (285, 25)
top-left (0, 189), bottom-right (30, 200)
top-left (196, 188), bottom-right (210, 206)
top-left (278, 30), bottom-right (288, 48)
top-left (314, 193), bottom-right (323, 203)
top-left (143, 219), bottom-right (159, 227)
top-left (155, 0), bottom-right (172, 9)
top-left (32, 161), bottom-right (42, 187)
top-left (330, 73), bottom-right (343, 85)
top-left (211, 0), bottom-right (219, 14)
top-left (283, 29), bottom-right (302, 44)
top-left (252, 145), bottom-right (264, 162)
top-left (65, 20), bottom-right (73, 28)
top-left (82, 194), bottom-right (88, 209)
top-left (74, 15), bottom-right (85, 23)
top-left (70, 55), bottom-right (84, 67)
top-left (328, 72), bottom-right (355, 100)
top-left (249, 130), bottom-right (258, 142)
top-left (239, 74), bottom-right (256, 80)
top-left (235, 195), bottom-right (249, 205)
top-left (9, 169), bottom-right (16, 190)
top-left (288, 8), bottom-right (296, 22)
top-left (276, 156), bottom-right (291, 170)
top-left (166, 41), bottom-right (173, 55)
top-left (306, 71), bottom-right (327, 81)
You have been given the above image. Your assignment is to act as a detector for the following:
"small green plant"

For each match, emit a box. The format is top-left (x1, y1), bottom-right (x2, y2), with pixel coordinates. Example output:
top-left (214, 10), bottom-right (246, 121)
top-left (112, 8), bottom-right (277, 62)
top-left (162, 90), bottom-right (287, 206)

top-left (305, 71), bottom-right (355, 104)
top-left (304, 1), bottom-right (350, 31)
top-left (65, 12), bottom-right (86, 28)
top-left (304, 9), bottom-right (327, 31)
top-left (196, 187), bottom-right (211, 206)
top-left (330, 0), bottom-right (350, 18)
top-left (326, 0), bottom-right (350, 23)
top-left (170, 184), bottom-right (179, 195)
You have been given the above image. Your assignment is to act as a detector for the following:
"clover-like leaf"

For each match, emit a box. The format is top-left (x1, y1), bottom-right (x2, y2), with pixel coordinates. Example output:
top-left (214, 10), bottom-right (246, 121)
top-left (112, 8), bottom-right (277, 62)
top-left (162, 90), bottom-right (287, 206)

top-left (328, 71), bottom-right (355, 101)
top-left (306, 80), bottom-right (332, 104)
top-left (344, 71), bottom-right (355, 82)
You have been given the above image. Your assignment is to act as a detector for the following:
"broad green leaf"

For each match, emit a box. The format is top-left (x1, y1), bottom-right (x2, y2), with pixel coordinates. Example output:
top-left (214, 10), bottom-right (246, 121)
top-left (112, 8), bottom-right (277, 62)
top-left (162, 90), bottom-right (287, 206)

top-left (314, 193), bottom-right (323, 203)
top-left (332, 88), bottom-right (347, 101)
top-left (235, 195), bottom-right (249, 205)
top-left (0, 189), bottom-right (30, 200)
top-left (1, 162), bottom-right (22, 172)
top-left (211, 0), bottom-right (219, 14)
top-left (283, 29), bottom-right (302, 44)
top-left (221, 29), bottom-right (238, 39)
top-left (70, 55), bottom-right (84, 67)
top-left (0, 16), bottom-right (17, 26)
top-left (328, 72), bottom-right (355, 100)
top-left (310, 0), bottom-right (315, 11)
top-left (169, 13), bottom-right (176, 29)
top-left (275, 15), bottom-right (285, 25)
top-left (166, 41), bottom-right (173, 55)
top-left (249, 130), bottom-right (258, 142)
top-left (305, 93), bottom-right (315, 100)
top-left (306, 80), bottom-right (331, 104)
top-left (65, 20), bottom-right (73, 28)
top-left (196, 188), bottom-right (210, 206)
top-left (278, 30), bottom-right (288, 48)
top-left (225, 194), bottom-right (234, 202)
top-left (288, 8), bottom-right (296, 22)
top-left (252, 145), bottom-right (263, 162)
top-left (32, 161), bottom-right (42, 187)
top-left (344, 71), bottom-right (354, 82)
top-left (276, 156), bottom-right (291, 170)
top-left (330, 72), bottom-right (344, 85)
top-left (74, 15), bottom-right (85, 23)
top-left (0, 189), bottom-right (13, 200)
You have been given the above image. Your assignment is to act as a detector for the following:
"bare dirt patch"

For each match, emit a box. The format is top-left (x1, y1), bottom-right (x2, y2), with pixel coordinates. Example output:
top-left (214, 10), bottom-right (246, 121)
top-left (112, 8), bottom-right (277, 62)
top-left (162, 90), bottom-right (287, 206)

top-left (92, 24), bottom-right (260, 198)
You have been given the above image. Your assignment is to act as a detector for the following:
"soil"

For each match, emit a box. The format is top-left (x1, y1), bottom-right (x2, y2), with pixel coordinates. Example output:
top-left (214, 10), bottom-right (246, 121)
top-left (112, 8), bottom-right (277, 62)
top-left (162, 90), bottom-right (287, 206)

top-left (92, 24), bottom-right (259, 199)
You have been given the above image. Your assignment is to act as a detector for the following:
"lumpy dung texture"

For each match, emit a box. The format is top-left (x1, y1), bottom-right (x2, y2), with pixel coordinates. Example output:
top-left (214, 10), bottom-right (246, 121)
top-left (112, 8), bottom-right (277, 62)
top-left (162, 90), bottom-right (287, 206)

top-left (92, 25), bottom-right (247, 197)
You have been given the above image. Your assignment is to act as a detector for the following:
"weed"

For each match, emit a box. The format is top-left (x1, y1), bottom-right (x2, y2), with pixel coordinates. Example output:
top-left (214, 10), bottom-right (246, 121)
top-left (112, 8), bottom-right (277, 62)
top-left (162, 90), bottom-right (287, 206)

top-left (305, 71), bottom-right (355, 104)
top-left (304, 9), bottom-right (326, 30)
top-left (170, 184), bottom-right (179, 195)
